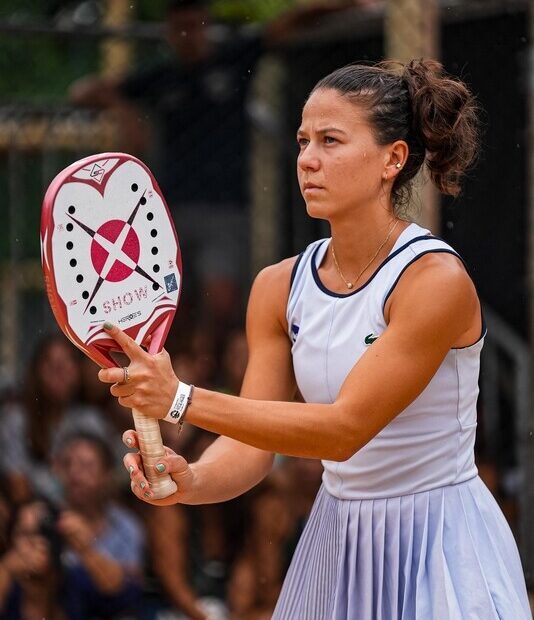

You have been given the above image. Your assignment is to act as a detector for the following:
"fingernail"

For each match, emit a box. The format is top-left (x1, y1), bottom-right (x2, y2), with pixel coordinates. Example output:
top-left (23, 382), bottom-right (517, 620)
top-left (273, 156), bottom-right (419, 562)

top-left (144, 492), bottom-right (152, 499)
top-left (155, 463), bottom-right (166, 473)
top-left (125, 437), bottom-right (133, 447)
top-left (103, 322), bottom-right (113, 330)
top-left (128, 465), bottom-right (134, 474)
top-left (140, 481), bottom-right (146, 489)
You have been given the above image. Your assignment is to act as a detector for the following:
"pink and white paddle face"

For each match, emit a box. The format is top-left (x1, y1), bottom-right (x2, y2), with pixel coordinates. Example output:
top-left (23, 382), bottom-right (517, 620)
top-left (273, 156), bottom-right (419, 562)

top-left (41, 153), bottom-right (182, 368)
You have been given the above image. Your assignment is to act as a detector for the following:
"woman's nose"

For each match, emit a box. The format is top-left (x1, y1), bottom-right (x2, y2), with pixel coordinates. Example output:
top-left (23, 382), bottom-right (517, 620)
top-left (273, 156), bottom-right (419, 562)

top-left (298, 146), bottom-right (321, 172)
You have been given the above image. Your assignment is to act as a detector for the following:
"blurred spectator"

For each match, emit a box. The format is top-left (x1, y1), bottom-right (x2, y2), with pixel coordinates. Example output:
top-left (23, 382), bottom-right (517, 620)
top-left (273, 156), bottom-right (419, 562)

top-left (0, 481), bottom-right (12, 559)
top-left (0, 500), bottom-right (64, 619)
top-left (227, 477), bottom-right (292, 620)
top-left (218, 329), bottom-right (248, 396)
top-left (52, 431), bottom-right (144, 619)
top-left (0, 431), bottom-right (144, 619)
top-left (69, 0), bottom-right (355, 334)
top-left (79, 356), bottom-right (130, 437)
top-left (142, 429), bottom-right (242, 620)
top-left (277, 457), bottom-right (323, 556)
top-left (0, 335), bottom-right (113, 505)
top-left (142, 504), bottom-right (227, 620)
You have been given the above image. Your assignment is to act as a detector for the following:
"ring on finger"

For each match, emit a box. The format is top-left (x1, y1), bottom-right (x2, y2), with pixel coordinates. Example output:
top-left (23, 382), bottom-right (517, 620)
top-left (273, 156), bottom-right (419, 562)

top-left (121, 366), bottom-right (130, 385)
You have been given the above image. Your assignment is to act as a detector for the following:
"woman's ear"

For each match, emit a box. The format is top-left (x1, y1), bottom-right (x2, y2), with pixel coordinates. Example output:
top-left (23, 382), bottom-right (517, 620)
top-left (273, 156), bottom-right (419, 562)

top-left (383, 140), bottom-right (409, 180)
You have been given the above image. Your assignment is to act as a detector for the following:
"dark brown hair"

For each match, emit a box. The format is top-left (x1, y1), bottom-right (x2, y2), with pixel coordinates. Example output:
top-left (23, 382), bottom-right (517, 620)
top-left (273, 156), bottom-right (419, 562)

top-left (23, 334), bottom-right (81, 462)
top-left (312, 59), bottom-right (480, 213)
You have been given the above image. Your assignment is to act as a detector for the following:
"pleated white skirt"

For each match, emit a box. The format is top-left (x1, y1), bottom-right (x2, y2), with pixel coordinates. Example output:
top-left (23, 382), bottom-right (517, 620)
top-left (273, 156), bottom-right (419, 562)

top-left (273, 477), bottom-right (530, 619)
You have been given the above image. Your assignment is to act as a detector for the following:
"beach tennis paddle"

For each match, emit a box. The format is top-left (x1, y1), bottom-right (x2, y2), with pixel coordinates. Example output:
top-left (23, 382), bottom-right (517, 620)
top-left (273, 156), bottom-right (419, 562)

top-left (41, 152), bottom-right (181, 499)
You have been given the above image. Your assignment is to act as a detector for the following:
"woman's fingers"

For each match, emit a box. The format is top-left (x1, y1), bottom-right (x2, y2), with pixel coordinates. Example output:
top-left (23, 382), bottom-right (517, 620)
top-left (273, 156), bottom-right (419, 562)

top-left (97, 323), bottom-right (150, 384)
top-left (122, 430), bottom-right (138, 449)
top-left (152, 453), bottom-right (190, 478)
top-left (98, 366), bottom-right (127, 384)
top-left (123, 452), bottom-right (152, 497)
top-left (103, 322), bottom-right (147, 361)
top-left (122, 433), bottom-right (191, 504)
top-left (122, 430), bottom-right (175, 456)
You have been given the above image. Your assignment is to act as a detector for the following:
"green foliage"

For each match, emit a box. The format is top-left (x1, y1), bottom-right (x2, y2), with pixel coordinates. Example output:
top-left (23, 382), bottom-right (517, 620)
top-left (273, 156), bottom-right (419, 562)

top-left (211, 0), bottom-right (296, 23)
top-left (135, 0), bottom-right (297, 23)
top-left (0, 37), bottom-right (98, 103)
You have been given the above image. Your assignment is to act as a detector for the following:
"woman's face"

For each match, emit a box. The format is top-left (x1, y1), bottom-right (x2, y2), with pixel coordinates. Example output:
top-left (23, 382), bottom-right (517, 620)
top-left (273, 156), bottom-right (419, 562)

top-left (297, 88), bottom-right (389, 221)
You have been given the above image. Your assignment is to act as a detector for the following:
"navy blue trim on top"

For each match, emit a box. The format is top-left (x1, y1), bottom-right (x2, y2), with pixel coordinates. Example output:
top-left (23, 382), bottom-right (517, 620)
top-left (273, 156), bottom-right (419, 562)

top-left (290, 251), bottom-right (304, 289)
top-left (454, 308), bottom-right (486, 349)
top-left (311, 234), bottom-right (436, 299)
top-left (382, 249), bottom-right (464, 311)
top-left (381, 249), bottom-right (486, 347)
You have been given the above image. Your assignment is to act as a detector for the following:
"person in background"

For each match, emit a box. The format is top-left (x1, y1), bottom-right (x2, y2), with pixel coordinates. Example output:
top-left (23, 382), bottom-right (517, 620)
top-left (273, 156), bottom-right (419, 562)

top-left (70, 0), bottom-right (357, 337)
top-left (79, 355), bottom-right (130, 437)
top-left (141, 429), bottom-right (242, 620)
top-left (0, 500), bottom-right (64, 619)
top-left (52, 431), bottom-right (144, 619)
top-left (218, 329), bottom-right (248, 396)
top-left (226, 477), bottom-right (292, 620)
top-left (0, 335), bottom-right (110, 505)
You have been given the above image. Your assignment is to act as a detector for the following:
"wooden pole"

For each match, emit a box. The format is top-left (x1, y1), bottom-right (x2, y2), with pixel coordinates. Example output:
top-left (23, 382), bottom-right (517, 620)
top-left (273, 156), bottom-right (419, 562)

top-left (385, 0), bottom-right (440, 233)
top-left (101, 0), bottom-right (134, 78)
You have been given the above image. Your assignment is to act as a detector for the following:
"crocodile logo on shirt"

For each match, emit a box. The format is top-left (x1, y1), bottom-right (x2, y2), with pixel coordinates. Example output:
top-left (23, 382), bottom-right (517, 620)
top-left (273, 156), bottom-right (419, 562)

top-left (364, 333), bottom-right (379, 345)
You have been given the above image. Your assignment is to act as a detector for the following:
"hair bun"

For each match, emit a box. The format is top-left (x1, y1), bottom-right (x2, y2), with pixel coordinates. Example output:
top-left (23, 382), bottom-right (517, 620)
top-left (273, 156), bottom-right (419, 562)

top-left (402, 59), bottom-right (479, 196)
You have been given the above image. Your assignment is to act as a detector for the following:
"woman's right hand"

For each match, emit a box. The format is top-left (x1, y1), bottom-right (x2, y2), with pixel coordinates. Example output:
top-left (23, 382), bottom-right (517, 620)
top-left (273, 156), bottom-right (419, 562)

top-left (122, 430), bottom-right (197, 506)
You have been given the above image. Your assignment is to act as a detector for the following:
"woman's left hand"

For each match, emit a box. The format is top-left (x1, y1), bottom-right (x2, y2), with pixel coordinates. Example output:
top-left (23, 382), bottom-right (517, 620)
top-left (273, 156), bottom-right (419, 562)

top-left (97, 323), bottom-right (179, 419)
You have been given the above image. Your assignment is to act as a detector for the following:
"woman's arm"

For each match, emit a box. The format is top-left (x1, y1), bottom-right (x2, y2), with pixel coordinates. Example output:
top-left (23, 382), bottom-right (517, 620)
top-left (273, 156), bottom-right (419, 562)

top-left (121, 258), bottom-right (298, 506)
top-left (103, 253), bottom-right (480, 464)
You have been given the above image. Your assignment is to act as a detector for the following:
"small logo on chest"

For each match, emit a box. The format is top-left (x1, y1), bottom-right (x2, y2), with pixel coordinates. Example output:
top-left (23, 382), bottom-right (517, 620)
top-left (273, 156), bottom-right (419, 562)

top-left (291, 323), bottom-right (300, 343)
top-left (364, 332), bottom-right (379, 345)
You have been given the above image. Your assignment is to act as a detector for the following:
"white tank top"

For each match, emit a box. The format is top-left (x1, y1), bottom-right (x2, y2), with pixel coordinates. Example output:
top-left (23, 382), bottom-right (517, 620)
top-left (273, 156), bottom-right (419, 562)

top-left (287, 223), bottom-right (483, 499)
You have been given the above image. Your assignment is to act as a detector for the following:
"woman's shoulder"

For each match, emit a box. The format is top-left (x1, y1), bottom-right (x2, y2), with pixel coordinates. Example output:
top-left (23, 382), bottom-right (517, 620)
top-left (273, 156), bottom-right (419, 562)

top-left (386, 250), bottom-right (481, 345)
top-left (401, 249), bottom-right (471, 284)
top-left (254, 256), bottom-right (299, 292)
top-left (247, 257), bottom-right (301, 335)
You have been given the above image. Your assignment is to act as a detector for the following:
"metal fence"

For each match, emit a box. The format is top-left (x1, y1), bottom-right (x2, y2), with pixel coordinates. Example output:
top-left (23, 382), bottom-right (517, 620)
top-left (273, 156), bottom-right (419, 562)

top-left (481, 306), bottom-right (533, 584)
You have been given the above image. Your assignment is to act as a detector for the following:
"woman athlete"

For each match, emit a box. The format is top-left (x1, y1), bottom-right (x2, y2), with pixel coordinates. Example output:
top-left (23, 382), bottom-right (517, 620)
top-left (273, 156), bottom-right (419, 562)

top-left (99, 60), bottom-right (531, 618)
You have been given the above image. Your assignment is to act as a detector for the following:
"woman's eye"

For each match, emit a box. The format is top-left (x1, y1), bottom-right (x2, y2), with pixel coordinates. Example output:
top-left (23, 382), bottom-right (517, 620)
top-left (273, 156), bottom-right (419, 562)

top-left (297, 138), bottom-right (309, 147)
top-left (324, 136), bottom-right (337, 144)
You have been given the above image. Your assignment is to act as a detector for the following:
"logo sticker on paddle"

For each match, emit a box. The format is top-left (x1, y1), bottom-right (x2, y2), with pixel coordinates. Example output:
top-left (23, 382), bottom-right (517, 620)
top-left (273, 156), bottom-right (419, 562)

top-left (41, 153), bottom-right (182, 368)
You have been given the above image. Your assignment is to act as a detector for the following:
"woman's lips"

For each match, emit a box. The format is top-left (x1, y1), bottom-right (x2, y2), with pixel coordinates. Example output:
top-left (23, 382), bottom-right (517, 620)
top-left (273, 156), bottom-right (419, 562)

top-left (303, 183), bottom-right (324, 194)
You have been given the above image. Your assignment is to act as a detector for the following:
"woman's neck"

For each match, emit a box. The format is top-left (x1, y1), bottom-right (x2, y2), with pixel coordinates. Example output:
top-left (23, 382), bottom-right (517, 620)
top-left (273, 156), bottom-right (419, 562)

top-left (327, 208), bottom-right (407, 288)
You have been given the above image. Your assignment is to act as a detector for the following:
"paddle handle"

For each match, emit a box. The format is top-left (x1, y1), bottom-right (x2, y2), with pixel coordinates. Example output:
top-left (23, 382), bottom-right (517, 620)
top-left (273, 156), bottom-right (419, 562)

top-left (131, 409), bottom-right (177, 499)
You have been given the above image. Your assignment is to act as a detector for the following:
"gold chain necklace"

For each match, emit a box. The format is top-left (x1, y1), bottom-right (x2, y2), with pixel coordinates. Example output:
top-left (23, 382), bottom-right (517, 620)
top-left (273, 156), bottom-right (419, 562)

top-left (331, 219), bottom-right (400, 290)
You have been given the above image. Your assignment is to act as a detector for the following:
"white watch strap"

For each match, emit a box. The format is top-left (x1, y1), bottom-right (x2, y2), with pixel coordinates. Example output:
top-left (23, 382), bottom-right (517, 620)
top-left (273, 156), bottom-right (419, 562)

top-left (164, 381), bottom-right (193, 425)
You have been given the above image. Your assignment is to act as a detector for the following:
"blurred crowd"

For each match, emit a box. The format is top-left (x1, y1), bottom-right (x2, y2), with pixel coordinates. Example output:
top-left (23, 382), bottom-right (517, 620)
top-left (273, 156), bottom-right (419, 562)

top-left (0, 331), bottom-right (323, 620)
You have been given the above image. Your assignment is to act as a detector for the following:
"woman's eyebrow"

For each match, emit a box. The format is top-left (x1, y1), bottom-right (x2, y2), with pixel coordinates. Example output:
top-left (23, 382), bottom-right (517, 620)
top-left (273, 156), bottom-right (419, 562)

top-left (297, 127), bottom-right (347, 136)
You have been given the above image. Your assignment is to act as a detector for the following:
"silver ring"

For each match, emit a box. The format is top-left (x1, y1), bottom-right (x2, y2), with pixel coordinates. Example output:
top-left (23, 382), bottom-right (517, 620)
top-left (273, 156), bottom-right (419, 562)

top-left (122, 366), bottom-right (130, 384)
